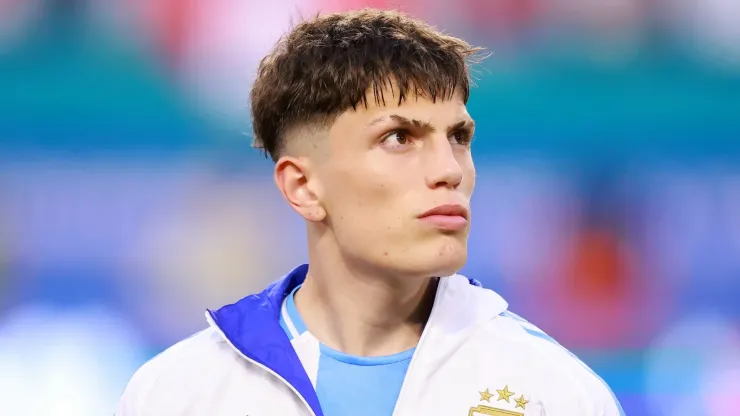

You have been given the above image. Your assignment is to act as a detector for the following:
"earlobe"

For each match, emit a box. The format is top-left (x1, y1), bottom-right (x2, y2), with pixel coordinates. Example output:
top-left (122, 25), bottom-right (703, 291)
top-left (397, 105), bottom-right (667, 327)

top-left (274, 156), bottom-right (326, 222)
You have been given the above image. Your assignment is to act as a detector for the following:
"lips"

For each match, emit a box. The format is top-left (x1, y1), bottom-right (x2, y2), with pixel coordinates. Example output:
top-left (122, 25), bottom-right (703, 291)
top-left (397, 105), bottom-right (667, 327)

top-left (418, 204), bottom-right (469, 219)
top-left (418, 204), bottom-right (469, 231)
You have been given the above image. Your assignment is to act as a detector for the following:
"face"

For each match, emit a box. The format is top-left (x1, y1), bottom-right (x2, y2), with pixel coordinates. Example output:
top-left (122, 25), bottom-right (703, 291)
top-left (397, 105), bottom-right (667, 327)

top-left (277, 88), bottom-right (476, 278)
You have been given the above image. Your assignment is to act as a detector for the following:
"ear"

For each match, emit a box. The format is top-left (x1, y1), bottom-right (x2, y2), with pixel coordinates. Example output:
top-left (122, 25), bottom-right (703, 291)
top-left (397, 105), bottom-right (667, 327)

top-left (274, 156), bottom-right (326, 222)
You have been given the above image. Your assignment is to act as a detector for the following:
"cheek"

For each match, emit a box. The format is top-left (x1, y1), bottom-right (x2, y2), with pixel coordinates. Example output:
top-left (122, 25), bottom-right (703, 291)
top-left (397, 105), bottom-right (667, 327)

top-left (462, 158), bottom-right (476, 195)
top-left (349, 184), bottom-right (394, 216)
top-left (330, 187), bottom-right (411, 250)
top-left (325, 170), bottom-right (398, 221)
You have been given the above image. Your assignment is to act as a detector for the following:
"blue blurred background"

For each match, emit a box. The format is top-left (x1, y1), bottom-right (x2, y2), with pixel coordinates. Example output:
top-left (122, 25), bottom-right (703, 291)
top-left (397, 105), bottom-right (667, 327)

top-left (1, 0), bottom-right (739, 415)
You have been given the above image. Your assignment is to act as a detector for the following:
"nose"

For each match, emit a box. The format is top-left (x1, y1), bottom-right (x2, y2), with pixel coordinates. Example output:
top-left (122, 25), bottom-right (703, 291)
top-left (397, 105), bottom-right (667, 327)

top-left (424, 138), bottom-right (464, 189)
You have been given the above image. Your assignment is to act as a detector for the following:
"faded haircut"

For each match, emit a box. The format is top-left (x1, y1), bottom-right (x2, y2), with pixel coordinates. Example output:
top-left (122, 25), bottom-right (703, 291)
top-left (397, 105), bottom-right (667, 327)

top-left (250, 8), bottom-right (486, 161)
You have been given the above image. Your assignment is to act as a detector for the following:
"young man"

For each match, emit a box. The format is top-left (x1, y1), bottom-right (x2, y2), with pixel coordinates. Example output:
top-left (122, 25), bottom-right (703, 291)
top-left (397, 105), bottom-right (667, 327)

top-left (117, 9), bottom-right (624, 416)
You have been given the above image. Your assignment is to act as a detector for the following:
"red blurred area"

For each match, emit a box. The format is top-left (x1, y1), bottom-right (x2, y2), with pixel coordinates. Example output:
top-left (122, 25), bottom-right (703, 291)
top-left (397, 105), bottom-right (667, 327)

top-left (460, 0), bottom-right (542, 31)
top-left (546, 227), bottom-right (652, 349)
top-left (136, 0), bottom-right (196, 66)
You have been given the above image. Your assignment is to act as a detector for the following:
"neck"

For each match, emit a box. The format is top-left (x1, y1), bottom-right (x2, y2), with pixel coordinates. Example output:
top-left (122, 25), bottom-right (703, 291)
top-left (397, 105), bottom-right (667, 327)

top-left (295, 239), bottom-right (438, 357)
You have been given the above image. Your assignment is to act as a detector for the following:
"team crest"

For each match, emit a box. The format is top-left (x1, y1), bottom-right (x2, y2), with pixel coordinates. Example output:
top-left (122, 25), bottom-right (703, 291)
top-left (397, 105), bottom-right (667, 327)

top-left (468, 406), bottom-right (522, 416)
top-left (468, 385), bottom-right (528, 416)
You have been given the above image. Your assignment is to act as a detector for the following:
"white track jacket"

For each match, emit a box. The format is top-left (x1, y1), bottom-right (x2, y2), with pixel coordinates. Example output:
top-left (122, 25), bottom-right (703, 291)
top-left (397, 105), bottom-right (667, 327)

top-left (116, 264), bottom-right (625, 416)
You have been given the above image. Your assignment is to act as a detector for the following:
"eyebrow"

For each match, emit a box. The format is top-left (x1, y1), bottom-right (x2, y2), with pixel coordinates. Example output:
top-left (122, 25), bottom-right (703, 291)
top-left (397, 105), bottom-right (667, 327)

top-left (446, 119), bottom-right (475, 135)
top-left (366, 114), bottom-right (475, 134)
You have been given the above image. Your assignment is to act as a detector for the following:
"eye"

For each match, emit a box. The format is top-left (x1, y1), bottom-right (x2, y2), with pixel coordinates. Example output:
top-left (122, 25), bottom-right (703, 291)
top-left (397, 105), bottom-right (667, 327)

top-left (380, 130), bottom-right (411, 148)
top-left (450, 130), bottom-right (473, 146)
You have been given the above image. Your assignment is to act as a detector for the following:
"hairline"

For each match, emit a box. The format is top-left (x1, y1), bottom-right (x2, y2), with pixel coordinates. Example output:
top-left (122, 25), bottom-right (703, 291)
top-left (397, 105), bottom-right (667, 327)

top-left (272, 84), bottom-right (471, 161)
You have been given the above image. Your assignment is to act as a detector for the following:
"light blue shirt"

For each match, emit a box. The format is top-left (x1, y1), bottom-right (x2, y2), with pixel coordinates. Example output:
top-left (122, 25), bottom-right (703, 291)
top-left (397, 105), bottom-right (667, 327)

top-left (279, 286), bottom-right (414, 416)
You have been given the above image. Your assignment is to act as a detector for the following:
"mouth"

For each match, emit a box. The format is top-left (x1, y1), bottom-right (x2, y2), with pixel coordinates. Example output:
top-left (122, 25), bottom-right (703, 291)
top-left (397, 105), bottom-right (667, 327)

top-left (418, 204), bottom-right (470, 231)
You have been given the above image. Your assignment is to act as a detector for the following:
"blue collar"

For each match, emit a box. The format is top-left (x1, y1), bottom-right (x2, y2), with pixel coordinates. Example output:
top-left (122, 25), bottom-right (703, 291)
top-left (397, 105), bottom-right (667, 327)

top-left (207, 264), bottom-right (322, 416)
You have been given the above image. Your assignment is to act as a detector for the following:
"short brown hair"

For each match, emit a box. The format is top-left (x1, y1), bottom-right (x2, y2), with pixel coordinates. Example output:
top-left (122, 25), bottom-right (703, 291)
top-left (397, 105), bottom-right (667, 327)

top-left (250, 8), bottom-right (485, 161)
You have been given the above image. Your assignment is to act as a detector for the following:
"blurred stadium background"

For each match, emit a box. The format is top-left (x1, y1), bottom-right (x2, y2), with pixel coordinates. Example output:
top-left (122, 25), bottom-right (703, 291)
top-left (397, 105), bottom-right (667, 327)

top-left (1, 0), bottom-right (739, 415)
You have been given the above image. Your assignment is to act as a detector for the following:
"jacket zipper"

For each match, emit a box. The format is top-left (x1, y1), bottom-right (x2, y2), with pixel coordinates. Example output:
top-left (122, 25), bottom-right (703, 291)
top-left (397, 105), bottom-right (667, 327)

top-left (390, 277), bottom-right (447, 416)
top-left (206, 314), bottom-right (318, 416)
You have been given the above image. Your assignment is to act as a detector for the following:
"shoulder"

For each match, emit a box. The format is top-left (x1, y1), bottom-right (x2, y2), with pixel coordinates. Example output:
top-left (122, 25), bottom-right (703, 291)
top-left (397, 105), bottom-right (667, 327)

top-left (115, 327), bottom-right (241, 415)
top-left (447, 277), bottom-right (623, 414)
top-left (490, 309), bottom-right (625, 415)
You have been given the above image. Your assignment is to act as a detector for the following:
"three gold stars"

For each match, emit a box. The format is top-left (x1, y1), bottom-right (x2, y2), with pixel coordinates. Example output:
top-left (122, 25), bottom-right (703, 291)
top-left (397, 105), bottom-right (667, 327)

top-left (479, 385), bottom-right (528, 410)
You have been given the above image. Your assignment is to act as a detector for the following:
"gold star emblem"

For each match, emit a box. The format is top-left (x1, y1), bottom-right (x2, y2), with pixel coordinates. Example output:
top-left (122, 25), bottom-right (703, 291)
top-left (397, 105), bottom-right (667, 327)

top-left (479, 388), bottom-right (494, 402)
top-left (496, 385), bottom-right (515, 402)
top-left (515, 394), bottom-right (529, 409)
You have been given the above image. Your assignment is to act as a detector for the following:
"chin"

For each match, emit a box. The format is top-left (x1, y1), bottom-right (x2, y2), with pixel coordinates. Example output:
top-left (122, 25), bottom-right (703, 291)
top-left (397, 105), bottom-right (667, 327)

top-left (401, 237), bottom-right (468, 278)
top-left (428, 253), bottom-right (467, 277)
